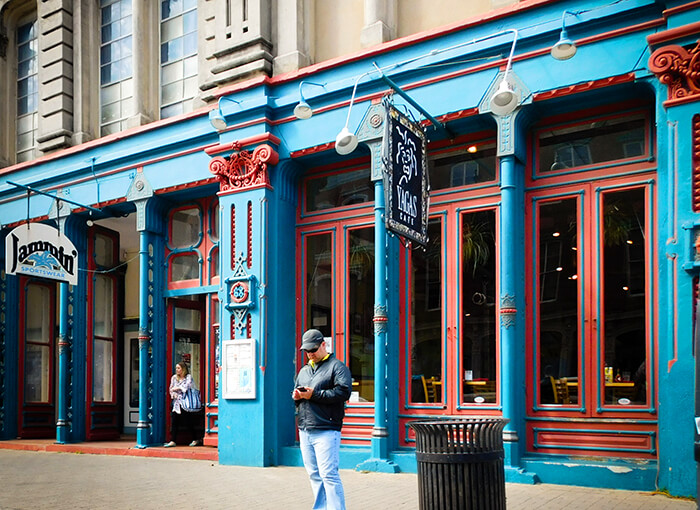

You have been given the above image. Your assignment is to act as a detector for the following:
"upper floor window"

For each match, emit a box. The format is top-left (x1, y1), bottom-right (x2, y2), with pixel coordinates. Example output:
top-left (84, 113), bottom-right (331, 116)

top-left (537, 112), bottom-right (648, 175)
top-left (160, 0), bottom-right (198, 119)
top-left (17, 20), bottom-right (38, 163)
top-left (100, 0), bottom-right (133, 135)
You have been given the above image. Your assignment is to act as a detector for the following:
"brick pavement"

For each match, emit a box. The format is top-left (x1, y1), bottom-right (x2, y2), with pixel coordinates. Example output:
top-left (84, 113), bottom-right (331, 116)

top-left (0, 449), bottom-right (695, 509)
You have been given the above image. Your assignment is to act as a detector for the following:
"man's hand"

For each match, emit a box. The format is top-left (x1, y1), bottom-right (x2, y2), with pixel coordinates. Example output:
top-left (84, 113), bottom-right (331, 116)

top-left (292, 386), bottom-right (313, 400)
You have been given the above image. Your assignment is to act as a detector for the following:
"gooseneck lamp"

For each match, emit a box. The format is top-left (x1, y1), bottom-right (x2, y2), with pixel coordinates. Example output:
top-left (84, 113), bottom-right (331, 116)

top-left (551, 11), bottom-right (578, 61)
top-left (489, 29), bottom-right (519, 117)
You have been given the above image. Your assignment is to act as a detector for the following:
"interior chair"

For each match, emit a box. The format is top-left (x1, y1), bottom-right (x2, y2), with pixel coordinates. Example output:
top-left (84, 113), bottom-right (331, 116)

top-left (550, 376), bottom-right (571, 404)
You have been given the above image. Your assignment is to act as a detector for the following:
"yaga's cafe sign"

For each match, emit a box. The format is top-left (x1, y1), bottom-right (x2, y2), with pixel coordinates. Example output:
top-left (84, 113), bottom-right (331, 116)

top-left (5, 223), bottom-right (78, 285)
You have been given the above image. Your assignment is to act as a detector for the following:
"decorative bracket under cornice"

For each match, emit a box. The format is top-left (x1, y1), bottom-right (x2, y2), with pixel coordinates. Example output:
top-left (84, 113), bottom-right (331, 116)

top-left (649, 41), bottom-right (700, 106)
top-left (206, 133), bottom-right (280, 193)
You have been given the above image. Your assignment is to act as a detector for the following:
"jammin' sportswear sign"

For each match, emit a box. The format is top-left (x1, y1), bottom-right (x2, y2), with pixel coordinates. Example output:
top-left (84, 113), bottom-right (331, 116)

top-left (6, 223), bottom-right (78, 285)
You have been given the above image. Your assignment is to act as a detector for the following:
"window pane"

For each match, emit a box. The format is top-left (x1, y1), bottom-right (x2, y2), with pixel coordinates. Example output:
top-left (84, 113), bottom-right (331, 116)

top-left (94, 275), bottom-right (114, 338)
top-left (461, 211), bottom-right (498, 404)
top-left (537, 198), bottom-right (579, 405)
top-left (210, 203), bottom-right (219, 242)
top-left (175, 306), bottom-right (200, 330)
top-left (162, 61), bottom-right (183, 85)
top-left (538, 113), bottom-right (646, 173)
top-left (306, 168), bottom-right (374, 211)
top-left (183, 32), bottom-right (197, 55)
top-left (171, 253), bottom-right (200, 281)
top-left (347, 227), bottom-right (375, 402)
top-left (93, 338), bottom-right (113, 402)
top-left (162, 81), bottom-right (183, 105)
top-left (17, 20), bottom-right (38, 161)
top-left (184, 55), bottom-right (198, 77)
top-left (161, 102), bottom-right (183, 119)
top-left (161, 16), bottom-right (183, 43)
top-left (27, 285), bottom-right (50, 342)
top-left (602, 188), bottom-right (647, 406)
top-left (25, 344), bottom-right (50, 402)
top-left (305, 233), bottom-right (333, 336)
top-left (101, 100), bottom-right (121, 123)
top-left (171, 207), bottom-right (201, 247)
top-left (210, 248), bottom-right (219, 277)
top-left (429, 143), bottom-right (497, 190)
top-left (95, 234), bottom-right (115, 267)
top-left (410, 220), bottom-right (442, 404)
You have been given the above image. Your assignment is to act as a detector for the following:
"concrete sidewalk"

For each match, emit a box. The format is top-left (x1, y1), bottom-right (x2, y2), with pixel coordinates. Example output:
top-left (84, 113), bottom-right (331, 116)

top-left (0, 449), bottom-right (694, 509)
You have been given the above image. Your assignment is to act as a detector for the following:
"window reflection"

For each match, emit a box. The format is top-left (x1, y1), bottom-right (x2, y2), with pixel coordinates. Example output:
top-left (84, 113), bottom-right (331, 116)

top-left (429, 143), bottom-right (497, 190)
top-left (538, 113), bottom-right (646, 173)
top-left (305, 168), bottom-right (374, 212)
top-left (461, 211), bottom-right (497, 404)
top-left (410, 221), bottom-right (442, 403)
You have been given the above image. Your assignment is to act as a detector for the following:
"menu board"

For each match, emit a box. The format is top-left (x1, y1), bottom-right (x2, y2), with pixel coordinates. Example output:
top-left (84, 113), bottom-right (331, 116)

top-left (221, 339), bottom-right (256, 399)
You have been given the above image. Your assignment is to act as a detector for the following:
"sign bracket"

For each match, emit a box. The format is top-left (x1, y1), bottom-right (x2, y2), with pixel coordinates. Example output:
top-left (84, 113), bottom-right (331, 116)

top-left (7, 180), bottom-right (104, 216)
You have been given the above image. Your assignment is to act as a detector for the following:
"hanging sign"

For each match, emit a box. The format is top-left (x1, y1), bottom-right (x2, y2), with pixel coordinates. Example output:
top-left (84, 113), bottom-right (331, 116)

top-left (5, 223), bottom-right (78, 285)
top-left (383, 102), bottom-right (429, 246)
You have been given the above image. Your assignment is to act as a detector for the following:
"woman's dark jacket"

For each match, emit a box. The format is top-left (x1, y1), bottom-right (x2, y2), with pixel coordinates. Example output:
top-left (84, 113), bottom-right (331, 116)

top-left (294, 354), bottom-right (352, 431)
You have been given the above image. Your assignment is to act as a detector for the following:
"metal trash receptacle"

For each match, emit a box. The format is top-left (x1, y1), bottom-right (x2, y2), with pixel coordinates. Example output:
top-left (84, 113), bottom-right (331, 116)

top-left (409, 418), bottom-right (509, 510)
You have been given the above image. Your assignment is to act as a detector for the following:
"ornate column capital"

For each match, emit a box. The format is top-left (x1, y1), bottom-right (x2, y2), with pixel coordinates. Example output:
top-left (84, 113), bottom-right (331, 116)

top-left (649, 42), bottom-right (700, 105)
top-left (209, 143), bottom-right (279, 193)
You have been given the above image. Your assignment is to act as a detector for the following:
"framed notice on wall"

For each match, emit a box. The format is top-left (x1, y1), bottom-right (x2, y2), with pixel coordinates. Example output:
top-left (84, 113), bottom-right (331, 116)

top-left (221, 339), bottom-right (256, 399)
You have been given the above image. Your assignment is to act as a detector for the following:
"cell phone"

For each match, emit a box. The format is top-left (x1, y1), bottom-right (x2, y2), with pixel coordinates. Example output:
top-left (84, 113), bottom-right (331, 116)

top-left (296, 386), bottom-right (307, 392)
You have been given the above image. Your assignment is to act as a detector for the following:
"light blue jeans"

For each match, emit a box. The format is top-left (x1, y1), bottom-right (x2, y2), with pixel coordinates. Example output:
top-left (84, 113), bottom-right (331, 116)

top-left (299, 429), bottom-right (346, 510)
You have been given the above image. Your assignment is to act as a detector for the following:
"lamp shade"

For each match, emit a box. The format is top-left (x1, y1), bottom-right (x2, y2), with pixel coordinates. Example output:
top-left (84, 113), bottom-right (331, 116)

top-left (209, 109), bottom-right (228, 131)
top-left (490, 79), bottom-right (518, 116)
top-left (294, 100), bottom-right (313, 120)
top-left (335, 127), bottom-right (358, 155)
top-left (551, 29), bottom-right (576, 60)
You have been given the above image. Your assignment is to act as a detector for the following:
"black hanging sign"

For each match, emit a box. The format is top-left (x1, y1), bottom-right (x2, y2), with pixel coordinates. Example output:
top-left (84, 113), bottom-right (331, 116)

top-left (383, 102), bottom-right (429, 246)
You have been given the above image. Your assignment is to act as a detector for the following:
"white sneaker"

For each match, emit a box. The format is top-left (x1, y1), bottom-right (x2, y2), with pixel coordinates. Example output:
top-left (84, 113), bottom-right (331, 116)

top-left (164, 441), bottom-right (176, 447)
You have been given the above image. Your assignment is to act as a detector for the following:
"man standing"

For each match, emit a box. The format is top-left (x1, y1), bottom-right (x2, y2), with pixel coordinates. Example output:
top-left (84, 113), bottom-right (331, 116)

top-left (293, 329), bottom-right (352, 510)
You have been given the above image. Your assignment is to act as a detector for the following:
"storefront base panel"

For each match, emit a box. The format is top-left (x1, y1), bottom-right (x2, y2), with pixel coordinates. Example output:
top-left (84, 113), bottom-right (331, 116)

top-left (521, 456), bottom-right (657, 491)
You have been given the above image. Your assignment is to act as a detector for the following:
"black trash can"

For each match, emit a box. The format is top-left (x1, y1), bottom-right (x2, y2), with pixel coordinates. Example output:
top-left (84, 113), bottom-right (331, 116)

top-left (409, 418), bottom-right (509, 510)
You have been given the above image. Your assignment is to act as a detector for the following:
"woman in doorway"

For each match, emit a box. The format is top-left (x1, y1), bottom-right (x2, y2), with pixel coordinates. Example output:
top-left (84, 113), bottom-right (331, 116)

top-left (164, 362), bottom-right (203, 447)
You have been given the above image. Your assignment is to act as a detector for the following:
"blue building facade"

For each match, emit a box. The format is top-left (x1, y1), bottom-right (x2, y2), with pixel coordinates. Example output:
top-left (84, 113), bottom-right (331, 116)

top-left (1, 0), bottom-right (699, 498)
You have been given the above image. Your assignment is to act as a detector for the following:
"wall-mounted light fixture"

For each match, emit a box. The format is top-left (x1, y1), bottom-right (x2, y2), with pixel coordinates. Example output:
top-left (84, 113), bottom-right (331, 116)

top-left (489, 29), bottom-right (519, 116)
top-left (294, 81), bottom-right (326, 120)
top-left (210, 96), bottom-right (241, 131)
top-left (335, 73), bottom-right (370, 155)
top-left (551, 10), bottom-right (579, 60)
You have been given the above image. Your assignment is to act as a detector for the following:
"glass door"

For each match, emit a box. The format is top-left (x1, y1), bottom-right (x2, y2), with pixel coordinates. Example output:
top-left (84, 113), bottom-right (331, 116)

top-left (18, 279), bottom-right (56, 438)
top-left (301, 223), bottom-right (376, 404)
top-left (403, 202), bottom-right (499, 416)
top-left (86, 228), bottom-right (121, 440)
top-left (528, 180), bottom-right (652, 427)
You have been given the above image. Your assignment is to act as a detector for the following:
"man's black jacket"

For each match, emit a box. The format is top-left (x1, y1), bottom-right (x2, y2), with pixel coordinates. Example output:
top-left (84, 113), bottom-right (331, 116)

top-left (294, 353), bottom-right (352, 431)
